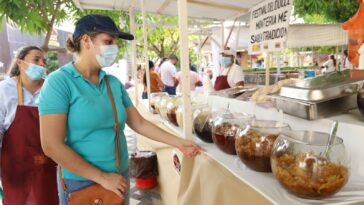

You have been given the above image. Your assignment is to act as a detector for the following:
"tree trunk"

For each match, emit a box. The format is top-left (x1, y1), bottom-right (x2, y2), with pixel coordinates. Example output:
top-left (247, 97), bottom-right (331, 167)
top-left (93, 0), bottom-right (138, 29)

top-left (41, 0), bottom-right (62, 53)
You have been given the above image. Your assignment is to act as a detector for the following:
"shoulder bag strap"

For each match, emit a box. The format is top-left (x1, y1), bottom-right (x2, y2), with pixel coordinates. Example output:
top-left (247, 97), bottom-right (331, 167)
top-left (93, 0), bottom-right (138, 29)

top-left (59, 75), bottom-right (121, 191)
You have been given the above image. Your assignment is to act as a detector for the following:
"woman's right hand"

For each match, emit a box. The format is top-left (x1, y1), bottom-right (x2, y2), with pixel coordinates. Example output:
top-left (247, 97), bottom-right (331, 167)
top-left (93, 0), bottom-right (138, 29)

top-left (98, 172), bottom-right (127, 199)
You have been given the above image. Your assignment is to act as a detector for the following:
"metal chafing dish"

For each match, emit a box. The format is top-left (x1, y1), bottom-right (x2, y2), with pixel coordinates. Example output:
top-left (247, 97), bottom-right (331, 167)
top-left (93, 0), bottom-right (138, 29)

top-left (211, 86), bottom-right (258, 99)
top-left (271, 70), bottom-right (364, 120)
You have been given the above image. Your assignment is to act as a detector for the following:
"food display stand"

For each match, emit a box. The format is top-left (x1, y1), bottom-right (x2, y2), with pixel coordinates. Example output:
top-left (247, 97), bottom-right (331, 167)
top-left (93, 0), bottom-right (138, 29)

top-left (135, 95), bottom-right (364, 205)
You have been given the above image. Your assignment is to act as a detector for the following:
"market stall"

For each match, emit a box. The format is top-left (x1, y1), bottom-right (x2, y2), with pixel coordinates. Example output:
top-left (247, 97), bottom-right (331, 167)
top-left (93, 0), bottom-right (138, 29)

top-left (72, 0), bottom-right (364, 205)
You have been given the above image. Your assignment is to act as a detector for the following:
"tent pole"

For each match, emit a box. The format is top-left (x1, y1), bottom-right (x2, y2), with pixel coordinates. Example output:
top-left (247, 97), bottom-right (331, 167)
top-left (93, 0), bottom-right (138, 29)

top-left (224, 18), bottom-right (237, 49)
top-left (198, 27), bottom-right (203, 72)
top-left (129, 6), bottom-right (139, 106)
top-left (177, 0), bottom-right (192, 140)
top-left (221, 21), bottom-right (225, 49)
top-left (235, 19), bottom-right (241, 52)
top-left (336, 46), bottom-right (339, 71)
top-left (265, 52), bottom-right (270, 86)
top-left (141, 0), bottom-right (152, 111)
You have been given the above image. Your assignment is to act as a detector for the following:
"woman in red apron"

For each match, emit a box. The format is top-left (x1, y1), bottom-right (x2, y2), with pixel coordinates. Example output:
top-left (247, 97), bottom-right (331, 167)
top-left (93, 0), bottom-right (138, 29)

top-left (214, 49), bottom-right (245, 91)
top-left (0, 46), bottom-right (58, 205)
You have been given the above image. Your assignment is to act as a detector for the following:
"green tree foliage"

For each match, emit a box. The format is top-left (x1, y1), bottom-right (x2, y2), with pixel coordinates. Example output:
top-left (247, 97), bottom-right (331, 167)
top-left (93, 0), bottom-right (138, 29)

top-left (138, 15), bottom-right (180, 60)
top-left (294, 0), bottom-right (360, 23)
top-left (0, 0), bottom-right (77, 52)
top-left (46, 51), bottom-right (59, 73)
top-left (0, 1), bottom-right (199, 67)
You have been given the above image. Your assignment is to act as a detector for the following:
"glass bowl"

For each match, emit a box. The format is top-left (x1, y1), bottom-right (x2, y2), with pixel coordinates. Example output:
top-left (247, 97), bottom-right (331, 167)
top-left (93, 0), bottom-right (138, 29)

top-left (235, 120), bottom-right (291, 172)
top-left (211, 111), bottom-right (253, 155)
top-left (271, 131), bottom-right (350, 199)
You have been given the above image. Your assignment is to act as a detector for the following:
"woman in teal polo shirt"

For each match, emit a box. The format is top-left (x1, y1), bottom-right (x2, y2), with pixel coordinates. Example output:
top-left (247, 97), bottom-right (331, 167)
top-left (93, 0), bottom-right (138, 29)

top-left (38, 14), bottom-right (202, 205)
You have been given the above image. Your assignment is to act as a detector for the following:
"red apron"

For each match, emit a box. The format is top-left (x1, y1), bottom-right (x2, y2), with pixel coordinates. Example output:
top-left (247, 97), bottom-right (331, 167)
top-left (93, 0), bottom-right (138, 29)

top-left (214, 66), bottom-right (232, 91)
top-left (1, 78), bottom-right (58, 205)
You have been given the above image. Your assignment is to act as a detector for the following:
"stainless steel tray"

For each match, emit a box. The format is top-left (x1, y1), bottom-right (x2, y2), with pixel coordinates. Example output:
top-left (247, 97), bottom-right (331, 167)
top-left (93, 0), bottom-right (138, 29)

top-left (279, 83), bottom-right (358, 102)
top-left (271, 93), bottom-right (358, 120)
top-left (211, 86), bottom-right (258, 98)
top-left (292, 69), bottom-right (353, 89)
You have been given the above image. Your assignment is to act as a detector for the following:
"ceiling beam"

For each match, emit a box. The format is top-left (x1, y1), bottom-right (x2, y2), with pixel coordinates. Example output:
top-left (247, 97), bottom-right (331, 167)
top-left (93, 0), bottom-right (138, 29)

top-left (73, 0), bottom-right (84, 11)
top-left (157, 0), bottom-right (174, 14)
top-left (187, 0), bottom-right (248, 13)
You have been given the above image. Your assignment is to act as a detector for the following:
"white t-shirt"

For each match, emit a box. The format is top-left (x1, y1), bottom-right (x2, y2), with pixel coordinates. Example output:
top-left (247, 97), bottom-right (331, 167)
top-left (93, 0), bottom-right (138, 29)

top-left (220, 64), bottom-right (245, 88)
top-left (323, 59), bottom-right (335, 73)
top-left (160, 61), bottom-right (177, 87)
top-left (341, 57), bottom-right (353, 71)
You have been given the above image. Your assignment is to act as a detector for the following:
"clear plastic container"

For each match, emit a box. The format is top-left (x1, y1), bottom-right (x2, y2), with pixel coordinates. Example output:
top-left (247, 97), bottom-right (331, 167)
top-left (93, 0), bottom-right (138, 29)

top-left (156, 95), bottom-right (172, 120)
top-left (211, 111), bottom-right (253, 155)
top-left (176, 103), bottom-right (207, 128)
top-left (271, 131), bottom-right (350, 199)
top-left (150, 92), bottom-right (168, 114)
top-left (193, 107), bottom-right (214, 143)
top-left (235, 120), bottom-right (290, 172)
top-left (166, 96), bottom-right (183, 126)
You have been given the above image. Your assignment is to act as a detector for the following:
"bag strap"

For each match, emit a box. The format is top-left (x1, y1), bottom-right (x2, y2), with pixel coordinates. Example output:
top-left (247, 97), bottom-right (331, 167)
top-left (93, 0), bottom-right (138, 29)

top-left (59, 75), bottom-right (121, 191)
top-left (16, 77), bottom-right (24, 106)
top-left (226, 65), bottom-right (233, 76)
top-left (219, 65), bottom-right (233, 76)
top-left (105, 76), bottom-right (121, 171)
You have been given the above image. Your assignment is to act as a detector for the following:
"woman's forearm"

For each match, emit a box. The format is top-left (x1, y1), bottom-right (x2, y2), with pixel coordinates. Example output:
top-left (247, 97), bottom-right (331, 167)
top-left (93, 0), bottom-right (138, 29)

top-left (126, 107), bottom-right (183, 148)
top-left (137, 120), bottom-right (182, 147)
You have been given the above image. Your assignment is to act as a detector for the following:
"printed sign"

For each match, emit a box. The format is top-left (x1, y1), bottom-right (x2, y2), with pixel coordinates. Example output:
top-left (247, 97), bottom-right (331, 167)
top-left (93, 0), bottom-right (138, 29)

top-left (248, 0), bottom-right (293, 54)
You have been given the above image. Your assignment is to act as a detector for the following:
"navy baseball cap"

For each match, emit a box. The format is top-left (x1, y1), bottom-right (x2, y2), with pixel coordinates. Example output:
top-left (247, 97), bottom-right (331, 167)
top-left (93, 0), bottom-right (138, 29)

top-left (73, 14), bottom-right (134, 41)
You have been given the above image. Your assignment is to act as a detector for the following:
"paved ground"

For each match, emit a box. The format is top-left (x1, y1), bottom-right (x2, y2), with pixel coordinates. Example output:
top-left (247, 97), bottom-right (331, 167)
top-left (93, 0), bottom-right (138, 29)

top-left (130, 178), bottom-right (163, 205)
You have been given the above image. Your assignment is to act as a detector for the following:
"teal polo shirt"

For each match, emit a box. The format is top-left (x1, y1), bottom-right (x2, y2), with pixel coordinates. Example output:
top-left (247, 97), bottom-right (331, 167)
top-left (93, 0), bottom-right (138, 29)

top-left (38, 62), bottom-right (133, 180)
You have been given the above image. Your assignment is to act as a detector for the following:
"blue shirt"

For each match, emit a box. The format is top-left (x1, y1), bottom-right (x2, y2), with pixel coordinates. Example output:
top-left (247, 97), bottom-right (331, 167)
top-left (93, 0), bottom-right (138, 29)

top-left (38, 62), bottom-right (133, 180)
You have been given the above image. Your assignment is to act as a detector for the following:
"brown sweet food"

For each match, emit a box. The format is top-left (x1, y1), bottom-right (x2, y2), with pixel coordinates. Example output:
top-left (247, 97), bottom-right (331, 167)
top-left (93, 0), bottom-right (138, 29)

top-left (193, 114), bottom-right (213, 143)
top-left (272, 153), bottom-right (349, 198)
top-left (167, 108), bottom-right (178, 126)
top-left (236, 130), bottom-right (278, 172)
top-left (212, 124), bottom-right (239, 155)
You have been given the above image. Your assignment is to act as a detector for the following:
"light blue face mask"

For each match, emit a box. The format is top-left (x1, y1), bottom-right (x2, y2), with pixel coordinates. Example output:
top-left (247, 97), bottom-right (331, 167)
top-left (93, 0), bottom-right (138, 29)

top-left (221, 57), bottom-right (232, 66)
top-left (95, 44), bottom-right (120, 67)
top-left (25, 63), bottom-right (45, 80)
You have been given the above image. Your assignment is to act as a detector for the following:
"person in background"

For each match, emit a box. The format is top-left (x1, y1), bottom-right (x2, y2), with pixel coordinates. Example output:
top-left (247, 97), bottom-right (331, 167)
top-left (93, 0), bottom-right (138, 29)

top-left (142, 60), bottom-right (164, 99)
top-left (160, 54), bottom-right (178, 95)
top-left (175, 61), bottom-right (202, 92)
top-left (155, 57), bottom-right (167, 74)
top-left (341, 50), bottom-right (354, 71)
top-left (322, 54), bottom-right (336, 73)
top-left (38, 14), bottom-right (202, 205)
top-left (236, 53), bottom-right (241, 66)
top-left (125, 76), bottom-right (134, 89)
top-left (214, 49), bottom-right (245, 91)
top-left (0, 46), bottom-right (58, 205)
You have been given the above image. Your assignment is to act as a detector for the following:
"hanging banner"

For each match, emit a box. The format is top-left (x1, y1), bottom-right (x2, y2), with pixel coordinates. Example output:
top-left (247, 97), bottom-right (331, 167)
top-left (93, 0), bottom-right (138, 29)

top-left (248, 0), bottom-right (293, 54)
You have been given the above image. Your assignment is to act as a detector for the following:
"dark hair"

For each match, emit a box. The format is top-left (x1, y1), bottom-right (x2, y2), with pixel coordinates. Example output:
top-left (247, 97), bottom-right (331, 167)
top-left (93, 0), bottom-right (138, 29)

top-left (159, 57), bottom-right (168, 67)
top-left (143, 60), bottom-right (155, 86)
top-left (344, 49), bottom-right (348, 57)
top-left (7, 46), bottom-right (43, 77)
top-left (169, 54), bottom-right (178, 61)
top-left (66, 32), bottom-right (100, 53)
top-left (330, 55), bottom-right (336, 67)
top-left (149, 60), bottom-right (155, 70)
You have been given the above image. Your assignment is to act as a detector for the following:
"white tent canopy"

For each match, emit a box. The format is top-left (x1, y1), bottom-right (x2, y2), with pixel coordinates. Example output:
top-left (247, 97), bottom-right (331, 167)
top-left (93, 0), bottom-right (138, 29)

top-left (73, 0), bottom-right (263, 20)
